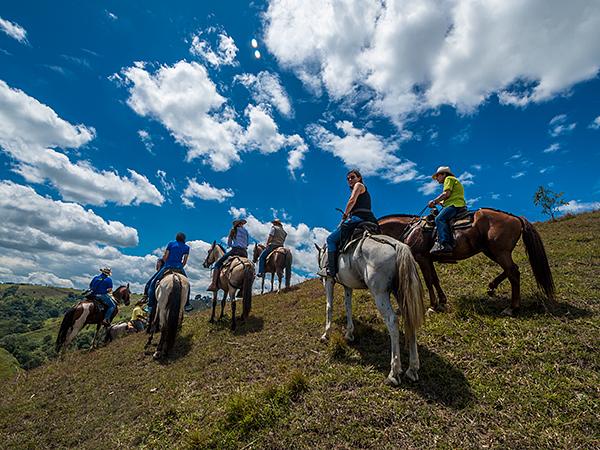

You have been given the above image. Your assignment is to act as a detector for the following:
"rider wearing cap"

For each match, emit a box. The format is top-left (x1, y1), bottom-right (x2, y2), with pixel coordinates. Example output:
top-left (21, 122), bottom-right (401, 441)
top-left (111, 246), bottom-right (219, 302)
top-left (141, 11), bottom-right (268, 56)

top-left (320, 169), bottom-right (377, 277)
top-left (89, 266), bottom-right (116, 327)
top-left (207, 219), bottom-right (250, 291)
top-left (257, 219), bottom-right (287, 278)
top-left (428, 166), bottom-right (466, 254)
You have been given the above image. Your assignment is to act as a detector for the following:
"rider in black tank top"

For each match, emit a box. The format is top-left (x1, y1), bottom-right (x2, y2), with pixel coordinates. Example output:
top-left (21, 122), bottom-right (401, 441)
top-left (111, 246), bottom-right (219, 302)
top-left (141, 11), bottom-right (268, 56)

top-left (350, 187), bottom-right (377, 222)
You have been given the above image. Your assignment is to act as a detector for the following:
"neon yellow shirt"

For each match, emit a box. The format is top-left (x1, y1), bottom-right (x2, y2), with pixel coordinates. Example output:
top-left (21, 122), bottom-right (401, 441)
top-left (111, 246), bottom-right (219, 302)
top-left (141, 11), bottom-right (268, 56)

top-left (442, 176), bottom-right (466, 208)
top-left (131, 306), bottom-right (146, 321)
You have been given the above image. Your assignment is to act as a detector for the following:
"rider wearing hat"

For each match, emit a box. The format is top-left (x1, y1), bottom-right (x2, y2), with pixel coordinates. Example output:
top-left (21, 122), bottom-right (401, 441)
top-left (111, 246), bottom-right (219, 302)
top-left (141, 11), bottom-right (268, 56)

top-left (89, 266), bottom-right (116, 327)
top-left (428, 166), bottom-right (466, 254)
top-left (320, 169), bottom-right (377, 277)
top-left (207, 219), bottom-right (250, 291)
top-left (257, 219), bottom-right (287, 278)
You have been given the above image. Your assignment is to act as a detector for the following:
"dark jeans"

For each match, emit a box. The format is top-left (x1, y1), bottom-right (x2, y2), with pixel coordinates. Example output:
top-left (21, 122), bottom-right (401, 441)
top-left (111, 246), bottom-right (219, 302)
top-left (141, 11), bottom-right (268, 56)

top-left (147, 265), bottom-right (187, 309)
top-left (326, 215), bottom-right (363, 253)
top-left (214, 247), bottom-right (248, 269)
top-left (95, 293), bottom-right (116, 322)
top-left (435, 205), bottom-right (460, 244)
top-left (132, 319), bottom-right (145, 331)
top-left (258, 244), bottom-right (280, 274)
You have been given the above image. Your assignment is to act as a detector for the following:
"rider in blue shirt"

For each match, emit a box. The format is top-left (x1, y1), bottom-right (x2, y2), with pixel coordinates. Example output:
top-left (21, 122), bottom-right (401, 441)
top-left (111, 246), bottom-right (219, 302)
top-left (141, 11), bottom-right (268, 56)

top-left (207, 219), bottom-right (250, 291)
top-left (90, 266), bottom-right (116, 327)
top-left (147, 232), bottom-right (191, 321)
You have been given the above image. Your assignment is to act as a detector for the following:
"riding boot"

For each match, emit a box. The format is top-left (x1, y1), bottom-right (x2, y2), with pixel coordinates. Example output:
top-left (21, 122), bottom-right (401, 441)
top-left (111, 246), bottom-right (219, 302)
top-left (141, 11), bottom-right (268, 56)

top-left (207, 268), bottom-right (221, 292)
top-left (326, 251), bottom-right (338, 278)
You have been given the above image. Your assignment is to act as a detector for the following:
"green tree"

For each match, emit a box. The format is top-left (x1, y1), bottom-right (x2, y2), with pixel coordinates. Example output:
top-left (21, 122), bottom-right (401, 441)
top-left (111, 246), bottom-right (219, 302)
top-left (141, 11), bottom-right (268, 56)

top-left (533, 186), bottom-right (567, 220)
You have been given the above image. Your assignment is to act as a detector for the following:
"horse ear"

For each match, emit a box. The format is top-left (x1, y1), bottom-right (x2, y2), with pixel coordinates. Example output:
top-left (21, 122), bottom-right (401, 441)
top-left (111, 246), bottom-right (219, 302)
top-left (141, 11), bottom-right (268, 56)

top-left (314, 243), bottom-right (321, 252)
top-left (127, 283), bottom-right (129, 289)
top-left (212, 240), bottom-right (216, 245)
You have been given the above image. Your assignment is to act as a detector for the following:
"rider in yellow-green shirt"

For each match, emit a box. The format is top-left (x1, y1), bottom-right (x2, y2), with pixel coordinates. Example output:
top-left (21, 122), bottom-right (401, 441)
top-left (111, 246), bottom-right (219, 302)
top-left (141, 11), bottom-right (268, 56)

top-left (428, 166), bottom-right (466, 254)
top-left (130, 300), bottom-right (147, 332)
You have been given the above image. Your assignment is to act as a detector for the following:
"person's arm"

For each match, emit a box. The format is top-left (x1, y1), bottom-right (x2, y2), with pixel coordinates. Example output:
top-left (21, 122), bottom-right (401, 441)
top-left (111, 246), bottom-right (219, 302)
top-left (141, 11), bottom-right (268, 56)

top-left (428, 178), bottom-right (454, 208)
top-left (182, 254), bottom-right (189, 267)
top-left (162, 249), bottom-right (169, 263)
top-left (266, 227), bottom-right (275, 246)
top-left (343, 183), bottom-right (366, 219)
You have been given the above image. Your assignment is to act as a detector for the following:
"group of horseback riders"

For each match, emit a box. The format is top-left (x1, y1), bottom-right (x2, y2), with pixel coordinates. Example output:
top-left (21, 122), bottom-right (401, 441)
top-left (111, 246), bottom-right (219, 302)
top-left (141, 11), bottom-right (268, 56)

top-left (87, 164), bottom-right (462, 327)
top-left (318, 165), bottom-right (466, 278)
top-left (88, 218), bottom-right (292, 329)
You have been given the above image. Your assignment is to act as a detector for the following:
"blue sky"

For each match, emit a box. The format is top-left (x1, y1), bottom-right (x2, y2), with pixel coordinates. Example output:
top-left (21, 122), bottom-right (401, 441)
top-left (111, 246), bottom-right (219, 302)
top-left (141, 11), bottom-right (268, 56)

top-left (1, 0), bottom-right (599, 293)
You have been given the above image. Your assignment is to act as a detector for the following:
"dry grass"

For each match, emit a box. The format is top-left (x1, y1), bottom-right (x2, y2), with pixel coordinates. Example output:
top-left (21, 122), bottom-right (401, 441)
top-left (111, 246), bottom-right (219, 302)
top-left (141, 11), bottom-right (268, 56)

top-left (0, 212), bottom-right (599, 449)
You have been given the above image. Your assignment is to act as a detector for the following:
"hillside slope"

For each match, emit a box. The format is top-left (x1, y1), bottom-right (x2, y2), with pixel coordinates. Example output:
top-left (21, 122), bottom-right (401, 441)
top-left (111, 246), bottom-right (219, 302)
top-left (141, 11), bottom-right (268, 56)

top-left (0, 212), bottom-right (598, 449)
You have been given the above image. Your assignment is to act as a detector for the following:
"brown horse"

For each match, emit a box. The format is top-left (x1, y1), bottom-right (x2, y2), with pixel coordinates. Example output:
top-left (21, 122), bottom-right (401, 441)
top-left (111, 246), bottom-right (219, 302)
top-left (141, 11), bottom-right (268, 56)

top-left (252, 243), bottom-right (293, 294)
top-left (56, 284), bottom-right (131, 352)
top-left (378, 208), bottom-right (555, 315)
top-left (203, 241), bottom-right (255, 330)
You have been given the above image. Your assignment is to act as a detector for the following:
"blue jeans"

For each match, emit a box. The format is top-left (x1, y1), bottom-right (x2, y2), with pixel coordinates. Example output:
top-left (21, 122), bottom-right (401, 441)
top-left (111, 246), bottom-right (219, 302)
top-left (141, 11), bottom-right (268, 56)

top-left (435, 205), bottom-right (460, 244)
top-left (326, 215), bottom-right (363, 253)
top-left (214, 247), bottom-right (247, 269)
top-left (96, 293), bottom-right (116, 322)
top-left (148, 265), bottom-right (187, 309)
top-left (258, 244), bottom-right (280, 274)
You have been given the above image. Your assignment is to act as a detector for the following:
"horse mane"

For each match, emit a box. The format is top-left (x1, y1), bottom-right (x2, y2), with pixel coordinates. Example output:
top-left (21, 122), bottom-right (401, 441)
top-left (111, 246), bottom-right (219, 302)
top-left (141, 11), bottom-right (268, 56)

top-left (217, 243), bottom-right (226, 252)
top-left (478, 207), bottom-right (521, 219)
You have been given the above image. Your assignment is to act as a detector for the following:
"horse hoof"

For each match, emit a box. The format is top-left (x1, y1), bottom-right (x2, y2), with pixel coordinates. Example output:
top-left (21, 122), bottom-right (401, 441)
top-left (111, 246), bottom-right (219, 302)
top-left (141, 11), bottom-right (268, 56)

top-left (152, 351), bottom-right (161, 360)
top-left (436, 304), bottom-right (448, 313)
top-left (385, 374), bottom-right (400, 386)
top-left (405, 368), bottom-right (419, 382)
top-left (344, 333), bottom-right (354, 342)
top-left (501, 307), bottom-right (514, 317)
top-left (320, 333), bottom-right (329, 343)
top-left (426, 307), bottom-right (436, 315)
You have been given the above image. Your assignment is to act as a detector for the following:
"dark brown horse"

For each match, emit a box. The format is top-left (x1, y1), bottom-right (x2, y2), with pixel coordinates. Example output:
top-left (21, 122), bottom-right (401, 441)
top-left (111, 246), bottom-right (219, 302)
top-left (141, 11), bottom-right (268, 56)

top-left (56, 284), bottom-right (131, 352)
top-left (378, 208), bottom-right (555, 315)
top-left (252, 243), bottom-right (293, 294)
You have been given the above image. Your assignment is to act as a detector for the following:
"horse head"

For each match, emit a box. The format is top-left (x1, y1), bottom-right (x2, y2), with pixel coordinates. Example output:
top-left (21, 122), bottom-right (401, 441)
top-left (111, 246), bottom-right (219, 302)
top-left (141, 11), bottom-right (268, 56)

top-left (252, 242), bottom-right (263, 263)
top-left (203, 240), bottom-right (224, 268)
top-left (114, 283), bottom-right (131, 306)
top-left (314, 243), bottom-right (326, 270)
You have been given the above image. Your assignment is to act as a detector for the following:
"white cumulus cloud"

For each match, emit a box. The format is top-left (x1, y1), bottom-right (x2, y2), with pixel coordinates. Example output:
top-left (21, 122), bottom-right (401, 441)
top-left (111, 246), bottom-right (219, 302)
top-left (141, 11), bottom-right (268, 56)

top-left (182, 179), bottom-right (234, 206)
top-left (589, 116), bottom-right (600, 130)
top-left (190, 30), bottom-right (238, 67)
top-left (307, 120), bottom-right (417, 183)
top-left (558, 200), bottom-right (600, 214)
top-left (0, 79), bottom-right (164, 206)
top-left (548, 114), bottom-right (576, 137)
top-left (236, 71), bottom-right (293, 117)
top-left (264, 0), bottom-right (600, 126)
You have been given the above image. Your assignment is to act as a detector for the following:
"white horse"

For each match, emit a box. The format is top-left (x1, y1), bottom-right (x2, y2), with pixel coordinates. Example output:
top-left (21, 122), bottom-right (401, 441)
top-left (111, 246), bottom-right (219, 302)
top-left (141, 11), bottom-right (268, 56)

top-left (145, 272), bottom-right (190, 359)
top-left (316, 234), bottom-right (426, 385)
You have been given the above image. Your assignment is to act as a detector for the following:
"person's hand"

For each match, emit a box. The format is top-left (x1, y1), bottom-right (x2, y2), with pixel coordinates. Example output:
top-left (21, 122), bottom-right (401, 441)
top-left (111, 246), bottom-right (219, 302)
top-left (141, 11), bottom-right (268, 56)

top-left (428, 200), bottom-right (436, 208)
top-left (342, 212), bottom-right (348, 220)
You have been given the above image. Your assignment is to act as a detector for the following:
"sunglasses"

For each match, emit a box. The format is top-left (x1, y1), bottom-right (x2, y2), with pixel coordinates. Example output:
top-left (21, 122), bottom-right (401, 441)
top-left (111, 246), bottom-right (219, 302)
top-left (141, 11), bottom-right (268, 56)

top-left (347, 175), bottom-right (357, 180)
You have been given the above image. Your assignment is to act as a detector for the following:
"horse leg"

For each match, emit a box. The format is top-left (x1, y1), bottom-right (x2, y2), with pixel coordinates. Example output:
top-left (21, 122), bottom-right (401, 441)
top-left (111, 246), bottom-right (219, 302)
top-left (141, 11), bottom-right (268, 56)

top-left (89, 323), bottom-right (101, 351)
top-left (277, 272), bottom-right (282, 294)
top-left (209, 291), bottom-right (217, 323)
top-left (270, 273), bottom-right (274, 292)
top-left (483, 250), bottom-right (508, 296)
top-left (320, 277), bottom-right (335, 342)
top-left (261, 276), bottom-right (265, 295)
top-left (343, 286), bottom-right (354, 342)
top-left (496, 252), bottom-right (521, 316)
top-left (230, 291), bottom-right (237, 331)
top-left (373, 292), bottom-right (402, 386)
top-left (415, 256), bottom-right (438, 312)
top-left (404, 327), bottom-right (420, 382)
top-left (219, 290), bottom-right (226, 320)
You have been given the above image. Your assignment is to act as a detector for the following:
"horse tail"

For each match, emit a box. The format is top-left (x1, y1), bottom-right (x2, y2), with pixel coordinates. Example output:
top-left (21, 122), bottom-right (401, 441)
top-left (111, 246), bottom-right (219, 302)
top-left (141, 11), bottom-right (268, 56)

top-left (56, 306), bottom-right (77, 352)
top-left (395, 243), bottom-right (425, 336)
top-left (165, 274), bottom-right (182, 353)
top-left (519, 217), bottom-right (556, 302)
top-left (284, 250), bottom-right (292, 289)
top-left (242, 264), bottom-right (254, 317)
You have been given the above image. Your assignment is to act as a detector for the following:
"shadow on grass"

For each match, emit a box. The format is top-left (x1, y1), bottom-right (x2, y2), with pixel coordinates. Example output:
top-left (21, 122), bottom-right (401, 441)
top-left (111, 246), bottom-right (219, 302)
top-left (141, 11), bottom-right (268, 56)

top-left (455, 294), bottom-right (592, 320)
top-left (156, 333), bottom-right (193, 364)
top-left (349, 320), bottom-right (475, 409)
top-left (208, 315), bottom-right (265, 335)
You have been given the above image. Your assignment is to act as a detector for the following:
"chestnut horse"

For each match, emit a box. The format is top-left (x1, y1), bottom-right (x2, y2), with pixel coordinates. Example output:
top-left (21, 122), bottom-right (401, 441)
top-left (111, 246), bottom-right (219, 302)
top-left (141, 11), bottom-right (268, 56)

top-left (252, 243), bottom-right (292, 294)
top-left (378, 208), bottom-right (555, 316)
top-left (56, 284), bottom-right (131, 352)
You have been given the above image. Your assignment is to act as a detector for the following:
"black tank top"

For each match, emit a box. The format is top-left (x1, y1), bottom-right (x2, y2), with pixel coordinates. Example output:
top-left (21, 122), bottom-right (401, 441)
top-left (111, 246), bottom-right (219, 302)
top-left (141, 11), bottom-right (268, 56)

top-left (350, 185), bottom-right (375, 221)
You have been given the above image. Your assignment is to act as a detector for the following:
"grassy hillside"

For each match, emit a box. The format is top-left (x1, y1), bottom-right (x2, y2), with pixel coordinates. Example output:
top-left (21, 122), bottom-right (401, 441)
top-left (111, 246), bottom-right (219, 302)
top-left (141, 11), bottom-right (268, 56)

top-left (0, 212), bottom-right (598, 449)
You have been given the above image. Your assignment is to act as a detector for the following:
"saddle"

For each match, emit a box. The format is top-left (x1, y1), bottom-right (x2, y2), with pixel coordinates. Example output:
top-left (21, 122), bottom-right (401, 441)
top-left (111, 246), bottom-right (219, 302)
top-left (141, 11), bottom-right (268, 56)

top-left (81, 290), bottom-right (107, 313)
top-left (423, 207), bottom-right (475, 232)
top-left (340, 221), bottom-right (381, 254)
top-left (266, 247), bottom-right (288, 263)
top-left (153, 267), bottom-right (187, 289)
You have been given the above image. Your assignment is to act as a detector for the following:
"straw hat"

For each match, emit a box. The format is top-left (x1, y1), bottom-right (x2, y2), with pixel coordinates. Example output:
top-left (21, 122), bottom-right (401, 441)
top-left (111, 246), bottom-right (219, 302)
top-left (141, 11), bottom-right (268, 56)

top-left (99, 266), bottom-right (112, 276)
top-left (431, 166), bottom-right (455, 179)
top-left (271, 219), bottom-right (282, 226)
top-left (232, 218), bottom-right (247, 226)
